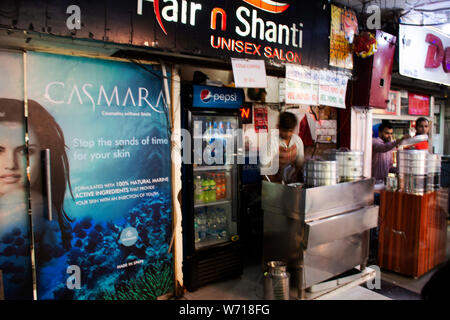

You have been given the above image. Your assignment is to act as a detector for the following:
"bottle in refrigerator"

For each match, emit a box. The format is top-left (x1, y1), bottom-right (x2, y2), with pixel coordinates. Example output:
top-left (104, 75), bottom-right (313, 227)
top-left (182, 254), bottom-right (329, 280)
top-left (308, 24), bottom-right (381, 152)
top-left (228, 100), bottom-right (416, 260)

top-left (220, 173), bottom-right (226, 199)
top-left (197, 209), bottom-right (207, 242)
top-left (224, 172), bottom-right (230, 199)
top-left (206, 208), bottom-right (219, 240)
top-left (219, 121), bottom-right (225, 165)
top-left (194, 175), bottom-right (203, 203)
top-left (193, 121), bottom-right (203, 166)
top-left (214, 173), bottom-right (221, 200)
top-left (225, 121), bottom-right (233, 165)
top-left (212, 122), bottom-right (218, 160)
top-left (204, 122), bottom-right (214, 165)
top-left (194, 218), bottom-right (200, 243)
top-left (214, 173), bottom-right (222, 200)
top-left (202, 176), bottom-right (210, 202)
top-left (209, 175), bottom-right (216, 202)
top-left (216, 208), bottom-right (228, 240)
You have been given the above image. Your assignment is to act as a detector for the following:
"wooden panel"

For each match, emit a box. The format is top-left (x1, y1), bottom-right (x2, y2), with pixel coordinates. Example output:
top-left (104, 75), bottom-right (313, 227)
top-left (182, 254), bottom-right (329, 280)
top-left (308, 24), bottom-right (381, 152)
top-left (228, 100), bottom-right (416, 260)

top-left (378, 191), bottom-right (447, 278)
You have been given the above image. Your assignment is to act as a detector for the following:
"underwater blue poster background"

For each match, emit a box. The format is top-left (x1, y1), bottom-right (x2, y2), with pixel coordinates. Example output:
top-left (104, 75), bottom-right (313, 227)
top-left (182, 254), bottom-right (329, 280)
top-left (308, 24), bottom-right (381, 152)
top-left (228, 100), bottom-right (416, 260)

top-left (26, 52), bottom-right (174, 300)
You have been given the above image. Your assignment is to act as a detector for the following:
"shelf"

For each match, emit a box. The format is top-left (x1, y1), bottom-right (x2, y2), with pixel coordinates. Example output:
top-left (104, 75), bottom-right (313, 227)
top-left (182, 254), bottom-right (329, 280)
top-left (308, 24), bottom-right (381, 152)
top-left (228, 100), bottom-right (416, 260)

top-left (194, 199), bottom-right (231, 208)
top-left (193, 165), bottom-right (233, 171)
top-left (195, 238), bottom-right (230, 250)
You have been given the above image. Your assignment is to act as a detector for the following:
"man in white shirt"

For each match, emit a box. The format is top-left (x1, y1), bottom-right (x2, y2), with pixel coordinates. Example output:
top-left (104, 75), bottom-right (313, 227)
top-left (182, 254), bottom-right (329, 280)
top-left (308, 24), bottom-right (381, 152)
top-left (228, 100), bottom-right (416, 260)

top-left (263, 112), bottom-right (305, 183)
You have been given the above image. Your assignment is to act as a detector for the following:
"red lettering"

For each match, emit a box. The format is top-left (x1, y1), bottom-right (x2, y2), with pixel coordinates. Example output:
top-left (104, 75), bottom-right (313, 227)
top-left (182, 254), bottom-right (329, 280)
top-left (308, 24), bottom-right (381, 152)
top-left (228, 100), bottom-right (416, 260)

top-left (210, 35), bottom-right (220, 49)
top-left (244, 42), bottom-right (253, 55)
top-left (253, 44), bottom-right (262, 56)
top-left (210, 8), bottom-right (227, 31)
top-left (264, 46), bottom-right (272, 58)
top-left (444, 47), bottom-right (450, 73)
top-left (279, 49), bottom-right (286, 61)
top-left (235, 40), bottom-right (244, 53)
top-left (272, 48), bottom-right (280, 60)
top-left (221, 37), bottom-right (232, 51)
top-left (241, 108), bottom-right (250, 119)
top-left (425, 33), bottom-right (444, 68)
top-left (286, 51), bottom-right (295, 62)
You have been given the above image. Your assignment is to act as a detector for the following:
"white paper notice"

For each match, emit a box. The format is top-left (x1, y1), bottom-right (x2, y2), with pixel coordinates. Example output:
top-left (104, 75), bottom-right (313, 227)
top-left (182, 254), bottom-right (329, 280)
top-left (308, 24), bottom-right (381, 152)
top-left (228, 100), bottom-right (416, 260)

top-left (231, 58), bottom-right (267, 88)
top-left (285, 63), bottom-right (319, 105)
top-left (318, 70), bottom-right (348, 109)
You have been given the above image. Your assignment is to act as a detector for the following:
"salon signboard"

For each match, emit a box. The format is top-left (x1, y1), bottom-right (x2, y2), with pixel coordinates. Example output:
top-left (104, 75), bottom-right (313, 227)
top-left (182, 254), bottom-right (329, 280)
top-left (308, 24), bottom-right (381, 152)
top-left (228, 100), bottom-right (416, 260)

top-left (0, 0), bottom-right (331, 68)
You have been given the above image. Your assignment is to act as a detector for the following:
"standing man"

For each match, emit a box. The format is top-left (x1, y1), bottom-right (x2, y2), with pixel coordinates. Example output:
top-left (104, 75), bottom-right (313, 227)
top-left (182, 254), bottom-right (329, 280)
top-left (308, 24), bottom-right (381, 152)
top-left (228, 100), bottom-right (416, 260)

top-left (408, 117), bottom-right (430, 150)
top-left (372, 121), bottom-right (409, 182)
top-left (263, 112), bottom-right (305, 183)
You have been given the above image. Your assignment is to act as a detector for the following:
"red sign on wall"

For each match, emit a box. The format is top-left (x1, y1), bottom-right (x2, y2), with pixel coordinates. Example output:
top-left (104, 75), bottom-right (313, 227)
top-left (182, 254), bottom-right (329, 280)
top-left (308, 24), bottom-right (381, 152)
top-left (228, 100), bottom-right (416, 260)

top-left (408, 93), bottom-right (430, 116)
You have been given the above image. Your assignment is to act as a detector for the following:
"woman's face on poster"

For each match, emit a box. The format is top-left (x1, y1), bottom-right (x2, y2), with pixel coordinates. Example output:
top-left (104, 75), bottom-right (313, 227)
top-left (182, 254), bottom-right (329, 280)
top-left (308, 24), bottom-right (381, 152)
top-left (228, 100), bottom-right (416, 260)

top-left (0, 121), bottom-right (41, 197)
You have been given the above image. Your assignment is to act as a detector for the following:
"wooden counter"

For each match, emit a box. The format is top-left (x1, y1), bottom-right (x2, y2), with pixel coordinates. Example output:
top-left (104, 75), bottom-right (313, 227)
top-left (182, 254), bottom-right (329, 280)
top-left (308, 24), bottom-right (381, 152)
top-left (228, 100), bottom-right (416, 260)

top-left (378, 190), bottom-right (447, 278)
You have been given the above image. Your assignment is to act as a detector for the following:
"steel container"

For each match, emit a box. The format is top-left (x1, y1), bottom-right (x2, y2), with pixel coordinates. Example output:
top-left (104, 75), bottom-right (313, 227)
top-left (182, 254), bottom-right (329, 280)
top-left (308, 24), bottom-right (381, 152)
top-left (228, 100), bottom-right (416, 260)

top-left (264, 261), bottom-right (290, 300)
top-left (398, 150), bottom-right (429, 175)
top-left (427, 154), bottom-right (441, 174)
top-left (304, 160), bottom-right (338, 188)
top-left (405, 174), bottom-right (427, 195)
top-left (327, 150), bottom-right (364, 182)
top-left (262, 179), bottom-right (377, 299)
top-left (426, 173), bottom-right (441, 191)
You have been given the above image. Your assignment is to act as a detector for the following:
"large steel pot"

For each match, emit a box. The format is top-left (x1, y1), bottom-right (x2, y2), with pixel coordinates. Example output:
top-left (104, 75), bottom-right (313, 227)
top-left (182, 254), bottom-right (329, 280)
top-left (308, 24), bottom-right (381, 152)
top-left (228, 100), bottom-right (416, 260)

top-left (326, 150), bottom-right (364, 182)
top-left (304, 160), bottom-right (338, 188)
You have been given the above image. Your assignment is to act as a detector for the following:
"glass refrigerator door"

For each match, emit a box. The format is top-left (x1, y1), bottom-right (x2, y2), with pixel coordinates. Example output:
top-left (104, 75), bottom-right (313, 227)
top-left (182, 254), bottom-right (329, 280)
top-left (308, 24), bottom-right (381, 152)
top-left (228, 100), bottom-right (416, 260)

top-left (191, 114), bottom-right (239, 250)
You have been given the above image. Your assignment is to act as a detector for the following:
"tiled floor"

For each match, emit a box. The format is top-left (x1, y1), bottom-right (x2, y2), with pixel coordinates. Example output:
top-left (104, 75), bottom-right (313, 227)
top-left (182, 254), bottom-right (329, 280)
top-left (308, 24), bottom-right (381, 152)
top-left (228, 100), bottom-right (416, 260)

top-left (181, 260), bottom-right (393, 300)
top-left (180, 224), bottom-right (449, 301)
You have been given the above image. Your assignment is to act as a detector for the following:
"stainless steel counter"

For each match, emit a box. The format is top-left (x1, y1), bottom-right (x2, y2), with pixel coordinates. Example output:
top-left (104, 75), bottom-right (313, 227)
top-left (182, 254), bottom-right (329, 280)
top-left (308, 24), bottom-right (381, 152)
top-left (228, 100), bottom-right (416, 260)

top-left (262, 178), bottom-right (378, 299)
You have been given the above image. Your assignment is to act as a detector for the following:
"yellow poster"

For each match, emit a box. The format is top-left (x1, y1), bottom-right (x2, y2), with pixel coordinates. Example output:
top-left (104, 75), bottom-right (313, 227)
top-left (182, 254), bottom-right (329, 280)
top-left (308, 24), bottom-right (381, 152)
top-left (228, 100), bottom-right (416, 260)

top-left (330, 5), bottom-right (357, 70)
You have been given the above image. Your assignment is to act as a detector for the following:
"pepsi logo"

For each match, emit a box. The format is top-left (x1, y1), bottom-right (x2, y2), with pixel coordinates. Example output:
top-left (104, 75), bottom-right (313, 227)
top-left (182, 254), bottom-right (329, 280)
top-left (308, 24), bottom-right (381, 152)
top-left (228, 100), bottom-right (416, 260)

top-left (200, 89), bottom-right (212, 103)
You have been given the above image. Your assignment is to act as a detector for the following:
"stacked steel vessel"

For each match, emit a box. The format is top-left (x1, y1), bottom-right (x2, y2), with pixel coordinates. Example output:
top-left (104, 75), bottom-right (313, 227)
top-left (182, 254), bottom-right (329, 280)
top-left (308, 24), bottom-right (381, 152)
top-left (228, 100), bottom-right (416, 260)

top-left (397, 150), bottom-right (441, 195)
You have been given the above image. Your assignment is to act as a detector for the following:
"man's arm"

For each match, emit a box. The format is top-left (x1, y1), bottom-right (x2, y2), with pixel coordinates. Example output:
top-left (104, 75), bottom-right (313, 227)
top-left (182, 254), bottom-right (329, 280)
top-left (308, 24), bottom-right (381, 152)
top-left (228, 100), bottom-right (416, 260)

top-left (295, 136), bottom-right (305, 169)
top-left (372, 138), bottom-right (397, 153)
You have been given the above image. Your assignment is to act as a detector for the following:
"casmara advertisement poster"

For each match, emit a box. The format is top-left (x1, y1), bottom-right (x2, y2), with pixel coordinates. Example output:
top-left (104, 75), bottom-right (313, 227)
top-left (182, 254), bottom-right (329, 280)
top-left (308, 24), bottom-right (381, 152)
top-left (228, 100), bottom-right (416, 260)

top-left (0, 51), bottom-right (174, 300)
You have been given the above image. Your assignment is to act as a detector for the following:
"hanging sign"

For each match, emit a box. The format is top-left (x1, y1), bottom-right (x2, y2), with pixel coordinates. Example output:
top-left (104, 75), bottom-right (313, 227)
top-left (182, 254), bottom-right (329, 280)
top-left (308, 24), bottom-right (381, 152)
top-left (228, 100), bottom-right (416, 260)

top-left (231, 58), bottom-right (267, 88)
top-left (318, 70), bottom-right (348, 109)
top-left (254, 106), bottom-right (268, 133)
top-left (285, 64), bottom-right (319, 105)
top-left (286, 64), bottom-right (348, 108)
top-left (329, 5), bottom-right (357, 69)
top-left (408, 92), bottom-right (430, 116)
top-left (399, 24), bottom-right (450, 86)
top-left (373, 90), bottom-right (400, 115)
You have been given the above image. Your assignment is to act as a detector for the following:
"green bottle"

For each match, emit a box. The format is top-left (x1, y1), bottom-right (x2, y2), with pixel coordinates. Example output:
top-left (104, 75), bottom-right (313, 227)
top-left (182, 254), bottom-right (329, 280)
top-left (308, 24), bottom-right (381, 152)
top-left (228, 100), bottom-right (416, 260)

top-left (194, 176), bottom-right (203, 203)
top-left (202, 177), bottom-right (210, 202)
top-left (209, 177), bottom-right (216, 202)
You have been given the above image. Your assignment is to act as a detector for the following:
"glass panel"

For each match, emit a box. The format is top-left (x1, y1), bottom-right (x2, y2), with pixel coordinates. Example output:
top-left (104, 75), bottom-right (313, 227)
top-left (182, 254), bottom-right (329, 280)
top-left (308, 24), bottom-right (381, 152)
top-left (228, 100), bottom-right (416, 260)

top-left (192, 115), bottom-right (238, 168)
top-left (193, 170), bottom-right (232, 205)
top-left (192, 114), bottom-right (239, 250)
top-left (194, 202), bottom-right (237, 250)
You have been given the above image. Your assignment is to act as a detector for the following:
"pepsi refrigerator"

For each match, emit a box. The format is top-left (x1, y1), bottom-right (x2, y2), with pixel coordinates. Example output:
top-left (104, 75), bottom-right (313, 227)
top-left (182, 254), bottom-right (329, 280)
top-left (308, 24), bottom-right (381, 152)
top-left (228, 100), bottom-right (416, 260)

top-left (181, 84), bottom-right (244, 291)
